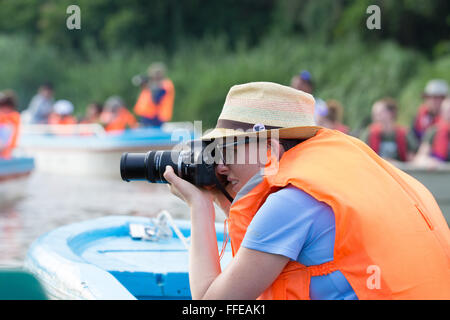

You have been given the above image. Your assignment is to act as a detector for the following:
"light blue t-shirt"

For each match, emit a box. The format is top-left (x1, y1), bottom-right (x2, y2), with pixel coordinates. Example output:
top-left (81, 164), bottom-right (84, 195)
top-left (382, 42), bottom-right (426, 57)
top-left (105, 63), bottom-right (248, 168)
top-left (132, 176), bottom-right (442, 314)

top-left (241, 185), bottom-right (358, 300)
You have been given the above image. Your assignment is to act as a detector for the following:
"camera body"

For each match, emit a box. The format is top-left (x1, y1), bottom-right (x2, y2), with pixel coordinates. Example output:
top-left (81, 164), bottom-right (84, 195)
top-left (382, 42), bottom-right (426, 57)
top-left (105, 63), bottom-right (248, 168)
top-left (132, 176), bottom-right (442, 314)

top-left (120, 141), bottom-right (217, 187)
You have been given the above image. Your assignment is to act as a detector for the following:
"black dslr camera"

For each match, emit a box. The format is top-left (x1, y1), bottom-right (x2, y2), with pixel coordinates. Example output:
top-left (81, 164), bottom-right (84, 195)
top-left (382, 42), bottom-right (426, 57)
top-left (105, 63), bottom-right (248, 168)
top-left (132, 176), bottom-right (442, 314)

top-left (121, 139), bottom-right (230, 187)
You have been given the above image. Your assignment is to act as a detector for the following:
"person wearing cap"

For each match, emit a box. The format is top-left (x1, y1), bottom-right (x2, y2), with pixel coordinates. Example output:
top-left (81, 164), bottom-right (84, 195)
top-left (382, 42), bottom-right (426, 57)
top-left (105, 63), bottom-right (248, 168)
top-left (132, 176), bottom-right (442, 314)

top-left (360, 98), bottom-right (418, 162)
top-left (412, 79), bottom-right (448, 141)
top-left (290, 70), bottom-right (314, 94)
top-left (414, 97), bottom-right (450, 166)
top-left (0, 90), bottom-right (21, 159)
top-left (162, 82), bottom-right (450, 300)
top-left (80, 102), bottom-right (103, 124)
top-left (133, 62), bottom-right (175, 127)
top-left (100, 96), bottom-right (137, 132)
top-left (48, 100), bottom-right (78, 125)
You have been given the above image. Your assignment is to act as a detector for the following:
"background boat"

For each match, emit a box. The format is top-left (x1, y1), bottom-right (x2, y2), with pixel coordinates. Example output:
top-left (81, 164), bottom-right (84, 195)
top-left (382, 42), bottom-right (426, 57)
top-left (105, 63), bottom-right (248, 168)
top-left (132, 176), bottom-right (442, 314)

top-left (0, 157), bottom-right (34, 204)
top-left (24, 213), bottom-right (232, 300)
top-left (395, 162), bottom-right (450, 224)
top-left (16, 123), bottom-right (193, 179)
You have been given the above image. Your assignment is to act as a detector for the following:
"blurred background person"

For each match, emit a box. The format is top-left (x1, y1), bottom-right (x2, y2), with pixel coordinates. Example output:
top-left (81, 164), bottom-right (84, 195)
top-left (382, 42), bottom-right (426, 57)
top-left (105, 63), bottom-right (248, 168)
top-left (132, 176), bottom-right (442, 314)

top-left (48, 100), bottom-right (77, 125)
top-left (80, 102), bottom-right (103, 124)
top-left (361, 98), bottom-right (418, 162)
top-left (24, 82), bottom-right (54, 124)
top-left (415, 97), bottom-right (450, 167)
top-left (133, 62), bottom-right (175, 127)
top-left (290, 70), bottom-right (314, 94)
top-left (411, 79), bottom-right (448, 142)
top-left (0, 90), bottom-right (20, 159)
top-left (316, 99), bottom-right (349, 134)
top-left (101, 96), bottom-right (137, 132)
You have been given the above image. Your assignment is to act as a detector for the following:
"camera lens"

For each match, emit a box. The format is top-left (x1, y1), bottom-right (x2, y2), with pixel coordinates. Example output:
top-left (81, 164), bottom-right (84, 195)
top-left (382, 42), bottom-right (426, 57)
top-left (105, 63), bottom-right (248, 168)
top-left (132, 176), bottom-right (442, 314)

top-left (120, 153), bottom-right (146, 182)
top-left (120, 151), bottom-right (180, 183)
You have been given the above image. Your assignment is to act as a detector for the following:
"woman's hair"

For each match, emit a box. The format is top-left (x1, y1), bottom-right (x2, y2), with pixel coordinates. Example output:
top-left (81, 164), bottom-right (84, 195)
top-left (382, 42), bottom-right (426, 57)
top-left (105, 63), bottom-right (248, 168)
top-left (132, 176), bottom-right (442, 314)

top-left (278, 138), bottom-right (305, 151)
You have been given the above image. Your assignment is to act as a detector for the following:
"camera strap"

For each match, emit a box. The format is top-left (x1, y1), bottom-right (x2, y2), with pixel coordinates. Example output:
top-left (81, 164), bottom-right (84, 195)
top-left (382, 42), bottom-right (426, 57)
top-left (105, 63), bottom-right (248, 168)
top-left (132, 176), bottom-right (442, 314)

top-left (212, 174), bottom-right (234, 203)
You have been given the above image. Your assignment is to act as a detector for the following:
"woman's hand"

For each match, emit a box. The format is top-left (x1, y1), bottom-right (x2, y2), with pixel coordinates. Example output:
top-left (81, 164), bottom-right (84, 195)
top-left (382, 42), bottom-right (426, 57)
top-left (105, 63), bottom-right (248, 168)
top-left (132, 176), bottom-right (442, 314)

top-left (163, 166), bottom-right (213, 207)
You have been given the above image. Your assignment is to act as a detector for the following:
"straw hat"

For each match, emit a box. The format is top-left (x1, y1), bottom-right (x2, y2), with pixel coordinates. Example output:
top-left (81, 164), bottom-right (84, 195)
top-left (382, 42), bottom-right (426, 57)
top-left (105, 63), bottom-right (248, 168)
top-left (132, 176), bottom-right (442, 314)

top-left (201, 82), bottom-right (321, 141)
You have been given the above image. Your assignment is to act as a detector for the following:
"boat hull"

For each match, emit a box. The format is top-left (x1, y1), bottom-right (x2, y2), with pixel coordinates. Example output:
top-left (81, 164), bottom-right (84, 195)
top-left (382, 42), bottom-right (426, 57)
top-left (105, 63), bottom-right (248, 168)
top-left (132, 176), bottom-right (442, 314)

top-left (0, 157), bottom-right (34, 203)
top-left (24, 215), bottom-right (232, 300)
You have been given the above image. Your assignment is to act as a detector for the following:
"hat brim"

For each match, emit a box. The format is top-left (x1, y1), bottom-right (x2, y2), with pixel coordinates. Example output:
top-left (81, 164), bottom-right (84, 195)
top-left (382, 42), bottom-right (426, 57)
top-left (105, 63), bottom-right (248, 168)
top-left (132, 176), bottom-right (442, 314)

top-left (200, 126), bottom-right (322, 141)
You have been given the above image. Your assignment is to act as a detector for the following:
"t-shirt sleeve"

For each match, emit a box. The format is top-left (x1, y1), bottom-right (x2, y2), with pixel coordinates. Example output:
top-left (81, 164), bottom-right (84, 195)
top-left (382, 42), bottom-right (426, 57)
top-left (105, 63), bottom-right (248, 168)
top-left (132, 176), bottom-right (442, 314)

top-left (241, 185), bottom-right (333, 261)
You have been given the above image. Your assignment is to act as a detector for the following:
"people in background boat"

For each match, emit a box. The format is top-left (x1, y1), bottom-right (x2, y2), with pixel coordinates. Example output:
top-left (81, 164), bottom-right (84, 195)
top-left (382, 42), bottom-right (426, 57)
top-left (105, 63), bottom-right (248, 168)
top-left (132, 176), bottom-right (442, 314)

top-left (290, 70), bottom-right (314, 94)
top-left (162, 82), bottom-right (450, 300)
top-left (80, 102), bottom-right (103, 124)
top-left (101, 96), bottom-right (138, 132)
top-left (360, 98), bottom-right (418, 162)
top-left (23, 82), bottom-right (54, 124)
top-left (291, 70), bottom-right (330, 128)
top-left (316, 99), bottom-right (349, 134)
top-left (411, 79), bottom-right (448, 142)
top-left (133, 62), bottom-right (175, 127)
top-left (48, 100), bottom-right (78, 125)
top-left (414, 97), bottom-right (450, 166)
top-left (0, 90), bottom-right (20, 159)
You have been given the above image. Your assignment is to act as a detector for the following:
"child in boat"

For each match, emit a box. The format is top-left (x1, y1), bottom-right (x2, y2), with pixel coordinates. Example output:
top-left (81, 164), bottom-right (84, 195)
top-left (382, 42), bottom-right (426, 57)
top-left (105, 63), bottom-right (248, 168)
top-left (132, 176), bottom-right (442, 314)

top-left (101, 96), bottom-right (138, 132)
top-left (0, 90), bottom-right (20, 159)
top-left (48, 100), bottom-right (78, 125)
top-left (411, 79), bottom-right (448, 142)
top-left (414, 97), bottom-right (450, 167)
top-left (360, 98), bottom-right (418, 162)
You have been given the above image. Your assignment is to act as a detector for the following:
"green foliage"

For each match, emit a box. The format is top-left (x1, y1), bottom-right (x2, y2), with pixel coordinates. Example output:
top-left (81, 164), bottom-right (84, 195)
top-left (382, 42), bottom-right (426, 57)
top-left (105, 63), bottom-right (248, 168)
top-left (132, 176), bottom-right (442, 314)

top-left (2, 33), bottom-right (446, 133)
top-left (0, 0), bottom-right (448, 131)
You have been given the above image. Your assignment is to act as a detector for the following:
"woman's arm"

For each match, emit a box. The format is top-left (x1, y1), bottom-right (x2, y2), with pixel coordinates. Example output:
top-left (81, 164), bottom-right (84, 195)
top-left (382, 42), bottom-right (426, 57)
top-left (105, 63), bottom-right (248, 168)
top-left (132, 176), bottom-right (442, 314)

top-left (163, 166), bottom-right (289, 299)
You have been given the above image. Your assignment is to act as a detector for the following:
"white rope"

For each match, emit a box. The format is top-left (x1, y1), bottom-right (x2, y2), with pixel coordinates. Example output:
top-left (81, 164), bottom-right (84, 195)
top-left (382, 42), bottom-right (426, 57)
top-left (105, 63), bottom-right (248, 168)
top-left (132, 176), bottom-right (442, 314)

top-left (157, 210), bottom-right (190, 250)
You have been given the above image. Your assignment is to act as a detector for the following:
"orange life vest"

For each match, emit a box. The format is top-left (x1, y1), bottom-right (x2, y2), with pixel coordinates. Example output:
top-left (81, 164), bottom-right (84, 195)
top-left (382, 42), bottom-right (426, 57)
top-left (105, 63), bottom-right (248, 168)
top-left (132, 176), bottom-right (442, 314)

top-left (228, 128), bottom-right (450, 300)
top-left (0, 110), bottom-right (20, 159)
top-left (48, 113), bottom-right (78, 125)
top-left (431, 121), bottom-right (449, 161)
top-left (104, 107), bottom-right (138, 132)
top-left (133, 79), bottom-right (175, 122)
top-left (413, 104), bottom-right (441, 139)
top-left (368, 123), bottom-right (408, 161)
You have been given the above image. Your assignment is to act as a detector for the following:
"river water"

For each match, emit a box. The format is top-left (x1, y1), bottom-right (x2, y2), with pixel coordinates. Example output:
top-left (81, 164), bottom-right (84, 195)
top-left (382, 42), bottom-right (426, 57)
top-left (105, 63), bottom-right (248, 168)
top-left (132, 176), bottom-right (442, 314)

top-left (0, 171), bottom-right (211, 268)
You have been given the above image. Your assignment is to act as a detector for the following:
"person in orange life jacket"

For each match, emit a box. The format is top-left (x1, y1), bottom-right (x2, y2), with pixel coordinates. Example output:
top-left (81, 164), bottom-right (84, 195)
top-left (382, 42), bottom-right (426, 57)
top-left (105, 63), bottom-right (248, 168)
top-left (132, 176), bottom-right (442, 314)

top-left (412, 79), bottom-right (448, 141)
top-left (360, 98), bottom-right (418, 162)
top-left (133, 62), bottom-right (175, 127)
top-left (48, 100), bottom-right (78, 125)
top-left (162, 82), bottom-right (450, 300)
top-left (316, 99), bottom-right (349, 134)
top-left (414, 97), bottom-right (450, 167)
top-left (100, 96), bottom-right (137, 132)
top-left (80, 102), bottom-right (103, 124)
top-left (0, 90), bottom-right (21, 159)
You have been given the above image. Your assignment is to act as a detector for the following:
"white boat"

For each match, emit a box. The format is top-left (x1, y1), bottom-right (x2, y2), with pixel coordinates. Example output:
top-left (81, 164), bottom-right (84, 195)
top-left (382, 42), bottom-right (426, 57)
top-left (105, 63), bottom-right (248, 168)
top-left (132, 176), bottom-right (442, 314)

top-left (16, 123), bottom-right (192, 179)
top-left (395, 162), bottom-right (450, 224)
top-left (0, 157), bottom-right (34, 204)
top-left (25, 213), bottom-right (232, 300)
